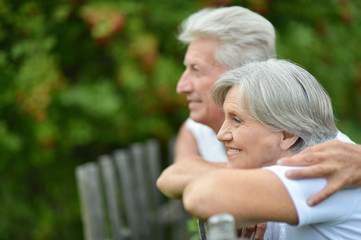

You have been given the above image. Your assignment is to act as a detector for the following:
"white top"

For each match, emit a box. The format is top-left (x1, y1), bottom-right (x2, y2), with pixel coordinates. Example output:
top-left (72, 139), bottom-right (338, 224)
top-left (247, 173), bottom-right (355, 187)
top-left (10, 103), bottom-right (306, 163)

top-left (185, 117), bottom-right (354, 163)
top-left (185, 118), bottom-right (228, 162)
top-left (263, 165), bottom-right (361, 240)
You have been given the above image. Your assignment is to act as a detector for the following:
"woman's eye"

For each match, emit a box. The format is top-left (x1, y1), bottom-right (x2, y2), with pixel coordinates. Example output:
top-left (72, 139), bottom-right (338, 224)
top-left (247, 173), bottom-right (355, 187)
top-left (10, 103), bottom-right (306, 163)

top-left (233, 117), bottom-right (242, 124)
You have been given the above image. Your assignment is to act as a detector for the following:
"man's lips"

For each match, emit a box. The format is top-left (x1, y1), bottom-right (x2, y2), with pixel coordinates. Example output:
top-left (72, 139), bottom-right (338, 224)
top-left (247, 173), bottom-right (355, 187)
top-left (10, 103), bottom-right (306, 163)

top-left (187, 98), bottom-right (202, 109)
top-left (187, 97), bottom-right (202, 102)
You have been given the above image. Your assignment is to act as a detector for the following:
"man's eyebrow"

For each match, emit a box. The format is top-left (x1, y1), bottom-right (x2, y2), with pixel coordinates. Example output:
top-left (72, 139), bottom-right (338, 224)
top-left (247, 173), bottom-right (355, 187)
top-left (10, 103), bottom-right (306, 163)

top-left (184, 60), bottom-right (199, 66)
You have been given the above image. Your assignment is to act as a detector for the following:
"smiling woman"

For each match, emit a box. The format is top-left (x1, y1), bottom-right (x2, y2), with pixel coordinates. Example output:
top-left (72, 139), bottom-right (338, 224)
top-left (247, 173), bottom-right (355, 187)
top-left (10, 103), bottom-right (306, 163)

top-left (209, 57), bottom-right (340, 167)
top-left (215, 86), bottom-right (298, 169)
top-left (212, 58), bottom-right (338, 153)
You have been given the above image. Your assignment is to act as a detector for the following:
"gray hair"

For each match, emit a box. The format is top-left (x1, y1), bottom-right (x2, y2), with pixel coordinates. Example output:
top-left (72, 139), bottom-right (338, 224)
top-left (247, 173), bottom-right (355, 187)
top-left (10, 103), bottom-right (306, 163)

top-left (211, 59), bottom-right (338, 152)
top-left (178, 6), bottom-right (276, 70)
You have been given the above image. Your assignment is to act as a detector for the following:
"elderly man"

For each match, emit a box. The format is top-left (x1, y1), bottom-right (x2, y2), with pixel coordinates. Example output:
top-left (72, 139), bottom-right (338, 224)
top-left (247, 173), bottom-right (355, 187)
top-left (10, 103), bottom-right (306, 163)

top-left (173, 6), bottom-right (360, 207)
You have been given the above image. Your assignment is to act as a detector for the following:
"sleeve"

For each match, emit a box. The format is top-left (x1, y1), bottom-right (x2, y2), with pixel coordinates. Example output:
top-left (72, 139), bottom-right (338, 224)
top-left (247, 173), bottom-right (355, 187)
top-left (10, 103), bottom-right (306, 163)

top-left (264, 165), bottom-right (359, 226)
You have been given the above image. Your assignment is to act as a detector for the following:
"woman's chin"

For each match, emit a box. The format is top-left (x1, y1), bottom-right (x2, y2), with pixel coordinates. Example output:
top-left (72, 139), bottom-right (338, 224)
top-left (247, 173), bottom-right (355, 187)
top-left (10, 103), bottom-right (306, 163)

top-left (227, 160), bottom-right (246, 169)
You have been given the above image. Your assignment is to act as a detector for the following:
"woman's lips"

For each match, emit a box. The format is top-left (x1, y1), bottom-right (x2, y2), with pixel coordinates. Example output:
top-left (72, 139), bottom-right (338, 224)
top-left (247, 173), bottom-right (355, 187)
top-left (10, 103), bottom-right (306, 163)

top-left (227, 148), bottom-right (242, 155)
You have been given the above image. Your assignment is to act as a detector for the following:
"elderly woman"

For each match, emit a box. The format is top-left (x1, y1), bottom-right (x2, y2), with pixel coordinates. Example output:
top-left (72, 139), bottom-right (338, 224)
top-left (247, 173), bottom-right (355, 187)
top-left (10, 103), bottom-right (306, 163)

top-left (157, 59), bottom-right (361, 239)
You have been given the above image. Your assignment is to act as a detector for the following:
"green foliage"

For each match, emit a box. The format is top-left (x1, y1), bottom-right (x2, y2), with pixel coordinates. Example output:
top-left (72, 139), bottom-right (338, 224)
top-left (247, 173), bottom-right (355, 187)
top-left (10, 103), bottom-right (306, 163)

top-left (266, 0), bottom-right (361, 142)
top-left (187, 217), bottom-right (201, 240)
top-left (0, 0), bottom-right (360, 239)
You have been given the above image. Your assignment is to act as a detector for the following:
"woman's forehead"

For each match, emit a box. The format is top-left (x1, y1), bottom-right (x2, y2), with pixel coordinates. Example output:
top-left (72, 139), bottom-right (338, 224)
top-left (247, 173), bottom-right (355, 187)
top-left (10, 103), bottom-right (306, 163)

top-left (224, 87), bottom-right (250, 114)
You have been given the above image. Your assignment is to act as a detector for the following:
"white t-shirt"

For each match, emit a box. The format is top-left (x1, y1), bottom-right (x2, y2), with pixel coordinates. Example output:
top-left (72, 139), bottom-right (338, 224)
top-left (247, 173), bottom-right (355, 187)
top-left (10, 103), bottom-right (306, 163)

top-left (185, 117), bottom-right (354, 163)
top-left (263, 165), bottom-right (361, 240)
top-left (185, 118), bottom-right (227, 162)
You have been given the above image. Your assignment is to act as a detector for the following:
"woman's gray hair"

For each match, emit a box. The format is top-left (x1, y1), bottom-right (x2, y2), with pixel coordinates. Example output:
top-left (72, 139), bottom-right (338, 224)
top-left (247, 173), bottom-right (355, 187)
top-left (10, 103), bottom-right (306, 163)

top-left (212, 59), bottom-right (338, 152)
top-left (178, 6), bottom-right (276, 70)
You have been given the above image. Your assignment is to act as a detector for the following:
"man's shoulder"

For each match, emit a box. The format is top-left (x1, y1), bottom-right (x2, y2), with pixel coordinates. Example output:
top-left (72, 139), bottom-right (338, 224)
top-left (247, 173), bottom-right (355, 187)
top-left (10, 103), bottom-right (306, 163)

top-left (185, 118), bottom-right (216, 134)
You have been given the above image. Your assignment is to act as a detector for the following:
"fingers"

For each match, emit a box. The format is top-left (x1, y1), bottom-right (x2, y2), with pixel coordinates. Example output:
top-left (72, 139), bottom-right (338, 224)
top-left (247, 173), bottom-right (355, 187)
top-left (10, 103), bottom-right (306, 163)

top-left (240, 225), bottom-right (256, 239)
top-left (277, 141), bottom-right (339, 166)
top-left (285, 164), bottom-right (334, 180)
top-left (253, 222), bottom-right (267, 240)
top-left (278, 150), bottom-right (330, 167)
top-left (289, 164), bottom-right (354, 206)
top-left (307, 178), bottom-right (345, 206)
top-left (307, 185), bottom-right (336, 206)
top-left (240, 223), bottom-right (267, 240)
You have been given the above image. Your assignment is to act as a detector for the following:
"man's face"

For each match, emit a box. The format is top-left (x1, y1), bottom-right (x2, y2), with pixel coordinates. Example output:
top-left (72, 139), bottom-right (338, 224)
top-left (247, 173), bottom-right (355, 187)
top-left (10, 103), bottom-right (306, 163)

top-left (176, 38), bottom-right (226, 132)
top-left (217, 87), bottom-right (285, 169)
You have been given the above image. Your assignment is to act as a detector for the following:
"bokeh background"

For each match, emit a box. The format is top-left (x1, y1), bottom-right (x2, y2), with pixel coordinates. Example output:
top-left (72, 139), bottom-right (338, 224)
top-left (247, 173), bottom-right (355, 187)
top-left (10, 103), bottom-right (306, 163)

top-left (0, 0), bottom-right (360, 239)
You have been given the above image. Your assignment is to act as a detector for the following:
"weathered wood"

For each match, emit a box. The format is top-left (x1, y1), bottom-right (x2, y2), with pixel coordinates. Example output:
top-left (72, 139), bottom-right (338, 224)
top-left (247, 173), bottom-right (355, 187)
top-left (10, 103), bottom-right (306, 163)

top-left (198, 219), bottom-right (208, 240)
top-left (76, 163), bottom-right (106, 240)
top-left (99, 155), bottom-right (129, 240)
top-left (167, 137), bottom-right (176, 165)
top-left (129, 143), bottom-right (152, 238)
top-left (113, 149), bottom-right (142, 240)
top-left (146, 139), bottom-right (163, 208)
top-left (76, 138), bottom-right (190, 240)
top-left (145, 139), bottom-right (166, 240)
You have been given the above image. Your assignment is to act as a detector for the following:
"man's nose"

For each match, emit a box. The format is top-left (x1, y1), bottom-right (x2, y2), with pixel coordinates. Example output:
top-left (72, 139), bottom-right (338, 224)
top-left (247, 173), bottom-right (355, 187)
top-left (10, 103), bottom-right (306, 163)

top-left (176, 71), bottom-right (193, 94)
top-left (217, 122), bottom-right (232, 142)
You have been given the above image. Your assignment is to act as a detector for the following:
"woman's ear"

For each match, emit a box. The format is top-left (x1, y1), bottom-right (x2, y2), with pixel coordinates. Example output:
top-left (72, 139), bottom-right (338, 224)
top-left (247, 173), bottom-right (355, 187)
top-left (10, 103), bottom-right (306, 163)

top-left (280, 131), bottom-right (299, 150)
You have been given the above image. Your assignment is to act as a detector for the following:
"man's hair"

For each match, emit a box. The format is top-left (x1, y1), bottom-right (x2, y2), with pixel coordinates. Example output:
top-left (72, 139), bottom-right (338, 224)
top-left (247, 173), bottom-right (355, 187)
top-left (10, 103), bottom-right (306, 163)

top-left (212, 59), bottom-right (338, 152)
top-left (178, 6), bottom-right (276, 70)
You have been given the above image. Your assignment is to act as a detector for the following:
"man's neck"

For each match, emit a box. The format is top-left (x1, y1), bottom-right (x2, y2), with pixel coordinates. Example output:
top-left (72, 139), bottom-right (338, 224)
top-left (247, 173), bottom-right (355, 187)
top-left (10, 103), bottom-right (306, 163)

top-left (208, 118), bottom-right (224, 134)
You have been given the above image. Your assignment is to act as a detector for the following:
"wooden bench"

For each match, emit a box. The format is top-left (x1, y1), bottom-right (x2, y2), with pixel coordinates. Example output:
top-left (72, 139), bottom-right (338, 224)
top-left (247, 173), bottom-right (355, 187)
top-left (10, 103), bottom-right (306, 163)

top-left (75, 138), bottom-right (190, 240)
top-left (198, 220), bottom-right (208, 240)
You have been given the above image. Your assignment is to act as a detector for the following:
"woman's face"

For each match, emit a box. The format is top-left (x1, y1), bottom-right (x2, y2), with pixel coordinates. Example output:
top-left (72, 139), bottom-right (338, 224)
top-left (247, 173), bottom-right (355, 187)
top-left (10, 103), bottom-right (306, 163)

top-left (217, 86), bottom-right (289, 169)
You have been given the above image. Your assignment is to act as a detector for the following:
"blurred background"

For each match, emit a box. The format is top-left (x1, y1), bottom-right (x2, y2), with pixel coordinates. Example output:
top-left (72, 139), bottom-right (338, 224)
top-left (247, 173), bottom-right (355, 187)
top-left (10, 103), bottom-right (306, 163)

top-left (0, 0), bottom-right (360, 239)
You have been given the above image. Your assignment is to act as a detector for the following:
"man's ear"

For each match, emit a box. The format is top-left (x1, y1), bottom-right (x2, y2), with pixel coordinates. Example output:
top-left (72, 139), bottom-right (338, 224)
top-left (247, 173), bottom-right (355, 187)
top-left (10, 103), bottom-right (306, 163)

top-left (280, 131), bottom-right (299, 150)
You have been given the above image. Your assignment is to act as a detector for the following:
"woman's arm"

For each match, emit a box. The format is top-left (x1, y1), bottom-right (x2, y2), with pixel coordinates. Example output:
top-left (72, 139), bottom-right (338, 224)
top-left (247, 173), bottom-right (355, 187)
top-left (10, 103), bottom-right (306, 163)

top-left (182, 168), bottom-right (298, 228)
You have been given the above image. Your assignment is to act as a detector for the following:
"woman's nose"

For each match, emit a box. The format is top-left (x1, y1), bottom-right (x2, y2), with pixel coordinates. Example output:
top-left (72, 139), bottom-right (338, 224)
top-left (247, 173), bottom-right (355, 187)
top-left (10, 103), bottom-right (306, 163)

top-left (217, 123), bottom-right (232, 142)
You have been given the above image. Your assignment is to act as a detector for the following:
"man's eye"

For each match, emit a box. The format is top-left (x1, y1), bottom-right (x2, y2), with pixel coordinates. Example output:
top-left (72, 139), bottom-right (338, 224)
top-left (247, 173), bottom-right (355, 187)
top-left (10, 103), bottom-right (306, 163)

top-left (190, 65), bottom-right (199, 72)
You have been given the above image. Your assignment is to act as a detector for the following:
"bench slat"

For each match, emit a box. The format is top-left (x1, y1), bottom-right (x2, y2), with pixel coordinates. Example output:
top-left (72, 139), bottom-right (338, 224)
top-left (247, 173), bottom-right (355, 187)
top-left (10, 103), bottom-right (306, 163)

top-left (130, 143), bottom-right (153, 238)
top-left (99, 155), bottom-right (128, 240)
top-left (146, 139), bottom-right (163, 208)
top-left (113, 149), bottom-right (143, 240)
top-left (76, 163), bottom-right (106, 240)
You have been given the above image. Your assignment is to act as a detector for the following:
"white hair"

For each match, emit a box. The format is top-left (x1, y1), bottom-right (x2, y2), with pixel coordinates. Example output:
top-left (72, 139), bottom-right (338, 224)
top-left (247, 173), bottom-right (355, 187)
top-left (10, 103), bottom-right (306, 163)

top-left (212, 59), bottom-right (338, 152)
top-left (178, 6), bottom-right (276, 70)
